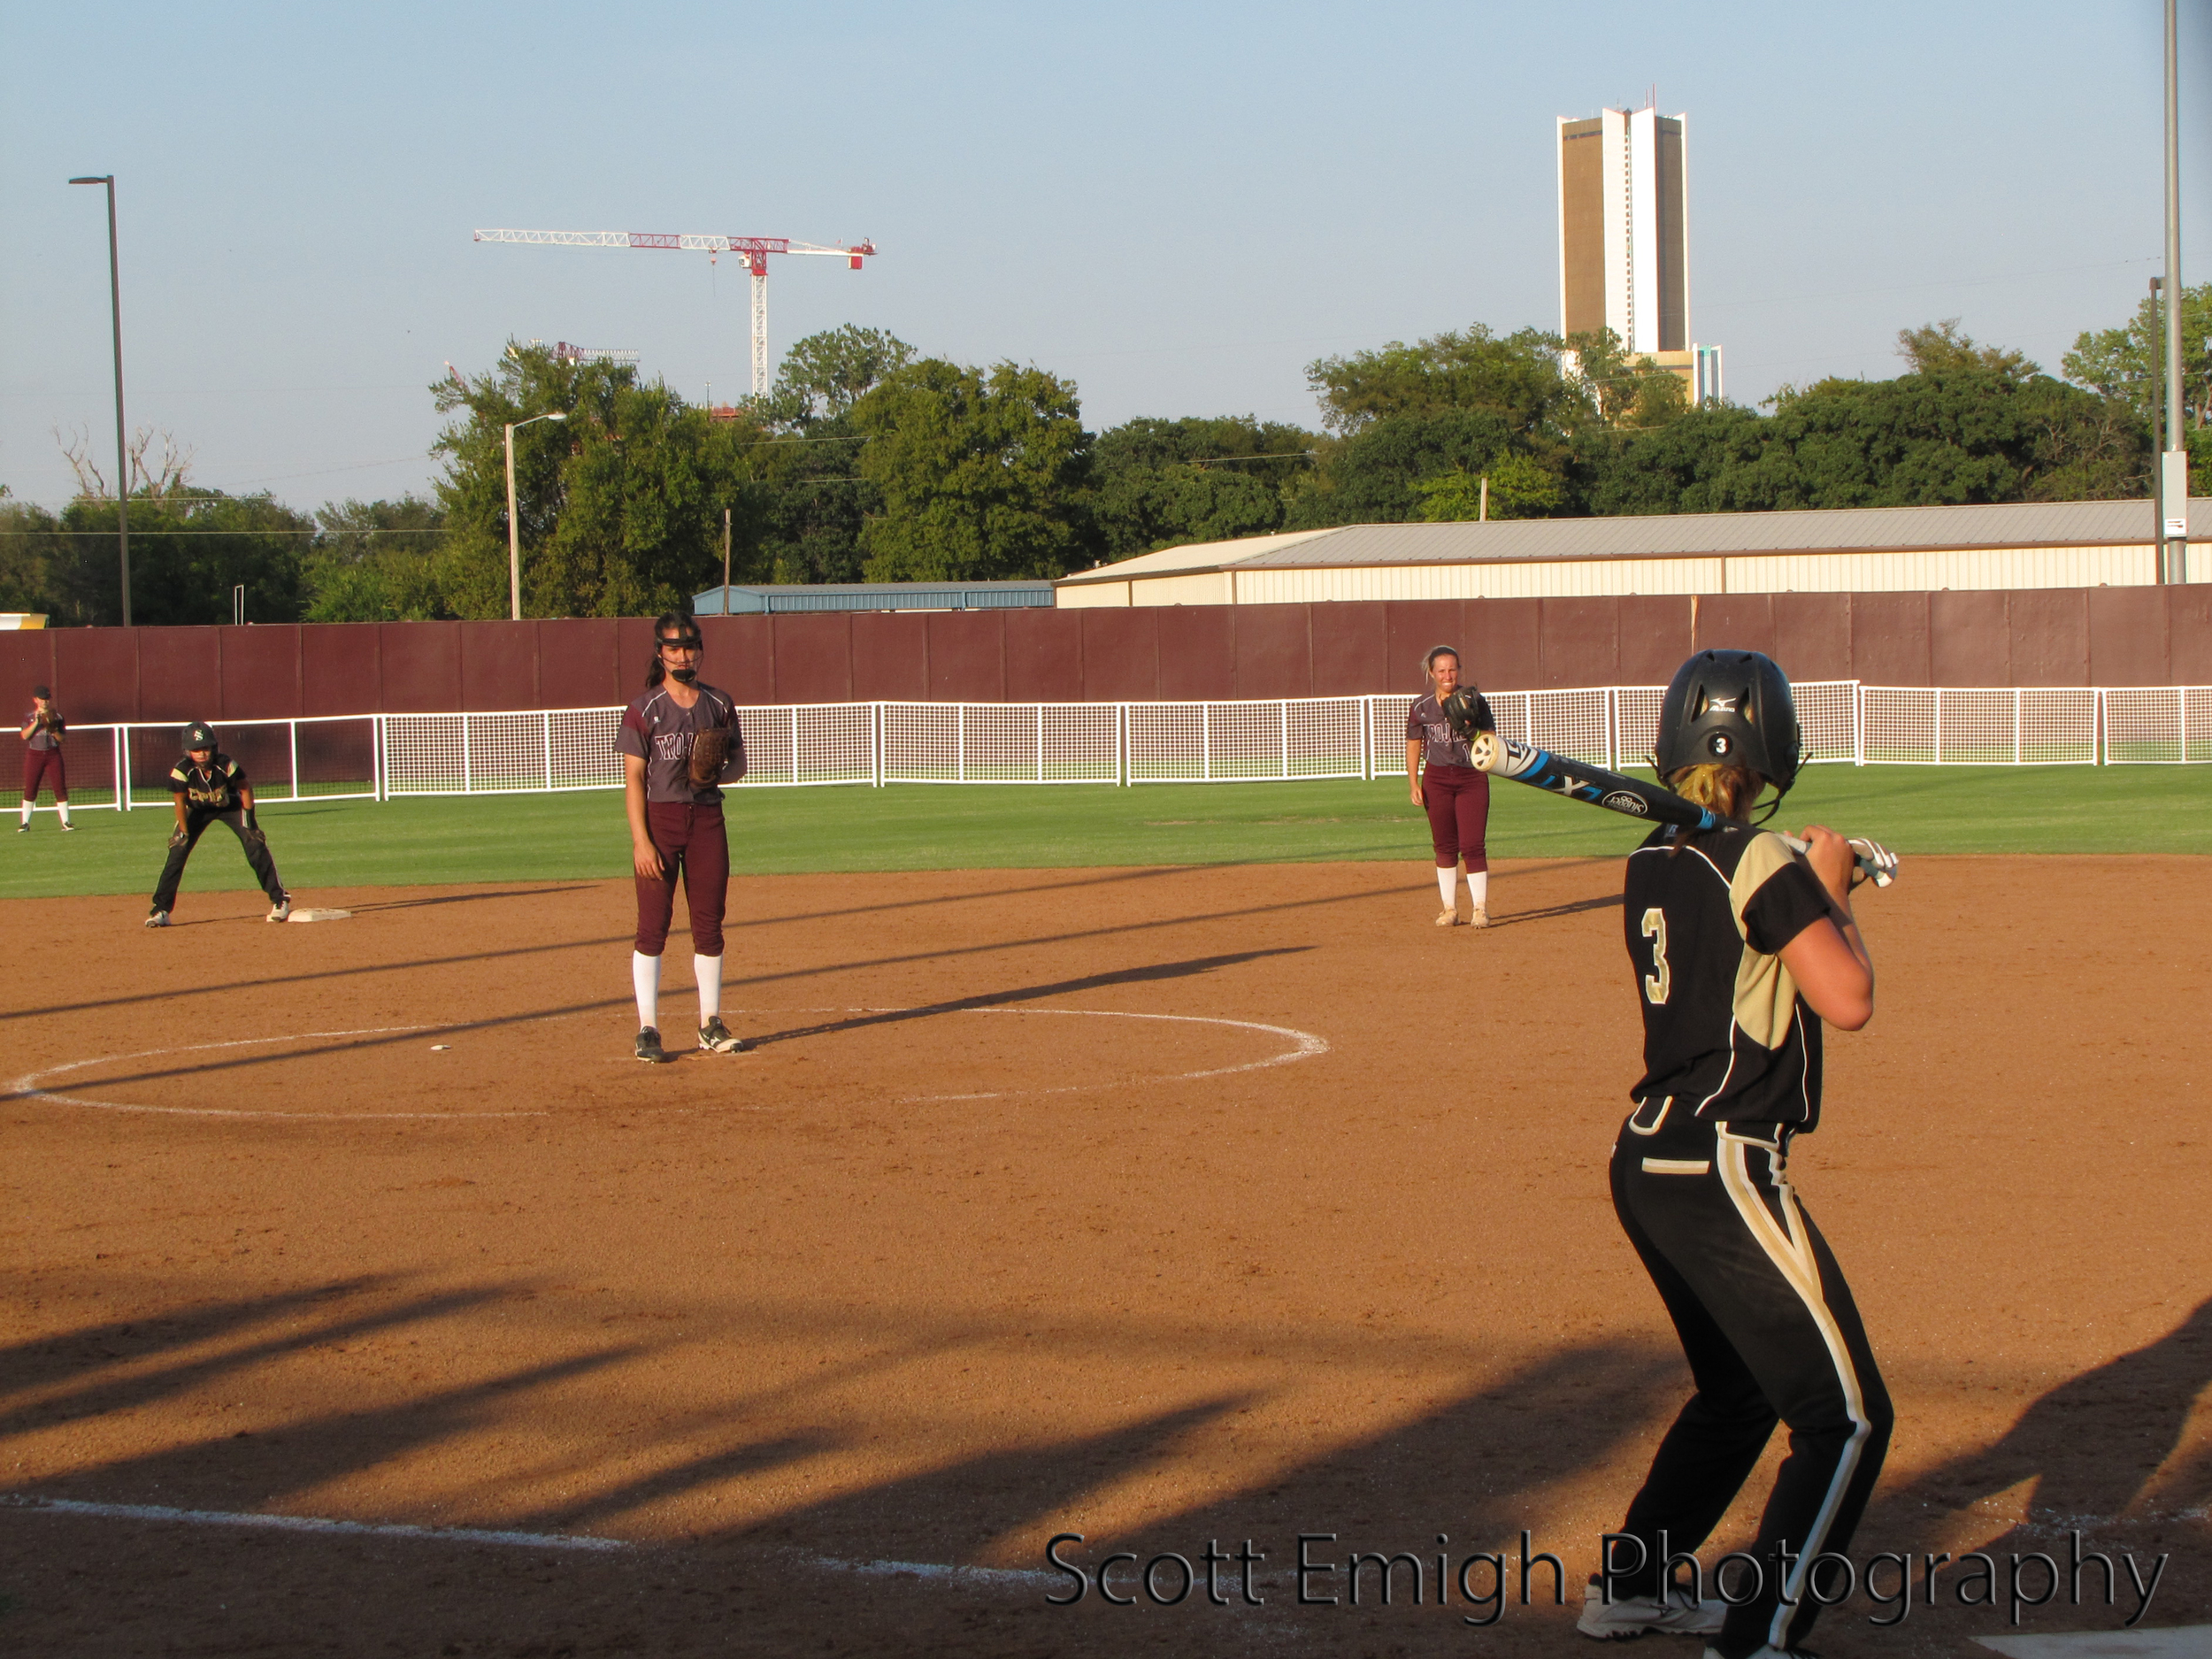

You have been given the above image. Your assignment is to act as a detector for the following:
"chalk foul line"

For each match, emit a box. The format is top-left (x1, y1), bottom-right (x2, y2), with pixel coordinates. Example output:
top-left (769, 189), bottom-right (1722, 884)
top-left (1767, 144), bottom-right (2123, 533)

top-left (0, 1494), bottom-right (624, 1553)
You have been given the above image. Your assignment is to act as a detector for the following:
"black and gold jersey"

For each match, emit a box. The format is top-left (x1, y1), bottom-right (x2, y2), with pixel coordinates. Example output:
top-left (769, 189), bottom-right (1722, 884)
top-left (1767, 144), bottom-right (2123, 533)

top-left (170, 753), bottom-right (248, 813)
top-left (1623, 825), bottom-right (1836, 1128)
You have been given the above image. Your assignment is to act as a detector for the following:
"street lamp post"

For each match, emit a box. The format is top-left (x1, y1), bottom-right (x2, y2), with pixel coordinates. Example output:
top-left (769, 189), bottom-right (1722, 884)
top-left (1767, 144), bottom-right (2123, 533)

top-left (504, 411), bottom-right (567, 621)
top-left (68, 174), bottom-right (129, 626)
top-left (2160, 0), bottom-right (2190, 583)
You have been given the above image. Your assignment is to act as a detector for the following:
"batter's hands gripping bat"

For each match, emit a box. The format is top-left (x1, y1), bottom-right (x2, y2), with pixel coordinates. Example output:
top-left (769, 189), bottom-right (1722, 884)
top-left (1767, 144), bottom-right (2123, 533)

top-left (1464, 730), bottom-right (1897, 887)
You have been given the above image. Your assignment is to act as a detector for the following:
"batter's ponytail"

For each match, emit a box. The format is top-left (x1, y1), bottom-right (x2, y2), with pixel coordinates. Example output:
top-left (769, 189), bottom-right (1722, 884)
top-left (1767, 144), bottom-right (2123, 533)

top-left (1664, 764), bottom-right (1764, 825)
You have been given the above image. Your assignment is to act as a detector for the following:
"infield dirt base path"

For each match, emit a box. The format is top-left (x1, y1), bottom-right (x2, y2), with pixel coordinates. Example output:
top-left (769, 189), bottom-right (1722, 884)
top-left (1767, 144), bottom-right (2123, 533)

top-left (2, 856), bottom-right (2208, 1657)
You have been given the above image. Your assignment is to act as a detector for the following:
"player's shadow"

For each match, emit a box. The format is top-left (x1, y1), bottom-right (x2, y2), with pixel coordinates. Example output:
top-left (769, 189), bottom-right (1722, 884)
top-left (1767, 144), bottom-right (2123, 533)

top-left (1862, 1294), bottom-right (2212, 1557)
top-left (343, 885), bottom-right (600, 914)
top-left (1488, 894), bottom-right (1621, 930)
top-left (743, 948), bottom-right (1312, 1048)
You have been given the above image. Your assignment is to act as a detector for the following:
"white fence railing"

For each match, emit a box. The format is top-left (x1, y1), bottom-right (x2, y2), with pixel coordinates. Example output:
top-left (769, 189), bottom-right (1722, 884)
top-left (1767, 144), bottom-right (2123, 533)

top-left (22, 683), bottom-right (2208, 811)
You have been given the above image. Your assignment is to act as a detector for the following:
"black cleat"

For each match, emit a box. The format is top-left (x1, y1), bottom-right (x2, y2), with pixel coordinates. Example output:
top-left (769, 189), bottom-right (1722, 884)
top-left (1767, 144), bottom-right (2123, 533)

top-left (634, 1026), bottom-right (670, 1064)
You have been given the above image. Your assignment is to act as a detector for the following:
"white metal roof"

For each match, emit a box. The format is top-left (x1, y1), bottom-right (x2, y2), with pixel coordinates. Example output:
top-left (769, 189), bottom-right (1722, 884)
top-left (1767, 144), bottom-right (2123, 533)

top-left (1054, 498), bottom-right (2211, 584)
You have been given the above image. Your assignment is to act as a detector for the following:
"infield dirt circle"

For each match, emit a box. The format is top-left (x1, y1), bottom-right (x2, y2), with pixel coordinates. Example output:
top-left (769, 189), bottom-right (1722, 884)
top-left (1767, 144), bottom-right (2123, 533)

top-left (2, 856), bottom-right (2208, 1657)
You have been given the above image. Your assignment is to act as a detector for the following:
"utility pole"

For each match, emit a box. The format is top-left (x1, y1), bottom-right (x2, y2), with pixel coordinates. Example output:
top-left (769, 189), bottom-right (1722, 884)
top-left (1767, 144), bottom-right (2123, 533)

top-left (504, 411), bottom-right (566, 620)
top-left (2160, 0), bottom-right (2191, 581)
top-left (68, 174), bottom-right (129, 625)
top-left (722, 508), bottom-right (733, 613)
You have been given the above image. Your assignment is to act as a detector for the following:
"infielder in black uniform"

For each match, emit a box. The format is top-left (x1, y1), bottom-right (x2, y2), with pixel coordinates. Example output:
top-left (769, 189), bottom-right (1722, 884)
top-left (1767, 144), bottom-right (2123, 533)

top-left (1578, 651), bottom-right (1893, 1659)
top-left (145, 721), bottom-right (291, 927)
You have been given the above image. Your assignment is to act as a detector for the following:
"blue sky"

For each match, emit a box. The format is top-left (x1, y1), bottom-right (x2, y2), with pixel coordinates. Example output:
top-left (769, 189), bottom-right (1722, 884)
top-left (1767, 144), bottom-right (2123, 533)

top-left (2, 1), bottom-right (2205, 512)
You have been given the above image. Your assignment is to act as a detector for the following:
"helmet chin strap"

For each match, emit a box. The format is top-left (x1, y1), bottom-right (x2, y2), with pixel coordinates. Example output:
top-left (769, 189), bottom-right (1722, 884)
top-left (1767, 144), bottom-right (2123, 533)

top-left (671, 666), bottom-right (698, 684)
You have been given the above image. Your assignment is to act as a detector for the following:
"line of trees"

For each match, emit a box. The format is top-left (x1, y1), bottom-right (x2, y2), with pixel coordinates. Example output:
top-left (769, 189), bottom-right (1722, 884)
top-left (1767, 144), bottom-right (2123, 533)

top-left (4, 289), bottom-right (2206, 626)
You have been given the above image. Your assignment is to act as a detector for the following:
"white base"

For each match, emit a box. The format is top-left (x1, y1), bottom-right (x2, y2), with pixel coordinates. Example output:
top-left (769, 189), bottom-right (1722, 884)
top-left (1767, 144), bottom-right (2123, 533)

top-left (1977, 1629), bottom-right (2212, 1658)
top-left (284, 908), bottom-right (352, 923)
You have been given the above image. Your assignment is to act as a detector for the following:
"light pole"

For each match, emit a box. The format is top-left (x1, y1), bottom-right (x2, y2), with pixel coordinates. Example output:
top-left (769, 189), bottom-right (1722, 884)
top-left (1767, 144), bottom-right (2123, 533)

top-left (2160, 0), bottom-right (2190, 582)
top-left (68, 174), bottom-right (129, 626)
top-left (504, 411), bottom-right (566, 620)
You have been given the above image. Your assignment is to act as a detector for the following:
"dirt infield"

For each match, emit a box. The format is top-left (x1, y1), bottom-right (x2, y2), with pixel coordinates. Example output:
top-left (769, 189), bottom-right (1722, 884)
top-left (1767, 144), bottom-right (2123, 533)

top-left (3, 856), bottom-right (2208, 1657)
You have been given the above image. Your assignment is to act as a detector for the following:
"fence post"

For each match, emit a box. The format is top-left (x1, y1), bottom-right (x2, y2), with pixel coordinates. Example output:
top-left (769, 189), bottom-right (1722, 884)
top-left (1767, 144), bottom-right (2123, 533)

top-left (1279, 700), bottom-right (1288, 780)
top-left (873, 703), bottom-right (884, 788)
top-left (1035, 704), bottom-right (1044, 783)
top-left (956, 703), bottom-right (967, 784)
top-left (1853, 682), bottom-right (1864, 766)
top-left (1119, 703), bottom-right (1129, 787)
top-left (373, 715), bottom-right (385, 802)
top-left (2181, 686), bottom-right (2189, 764)
top-left (1933, 687), bottom-right (1943, 766)
top-left (543, 711), bottom-right (553, 791)
top-left (1202, 703), bottom-right (1211, 782)
top-left (2013, 687), bottom-right (2022, 765)
top-left (113, 724), bottom-right (127, 810)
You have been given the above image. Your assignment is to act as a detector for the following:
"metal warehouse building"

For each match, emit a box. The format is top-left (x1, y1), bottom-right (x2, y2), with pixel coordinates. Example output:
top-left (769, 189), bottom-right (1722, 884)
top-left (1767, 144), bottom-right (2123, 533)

top-left (1053, 498), bottom-right (2212, 608)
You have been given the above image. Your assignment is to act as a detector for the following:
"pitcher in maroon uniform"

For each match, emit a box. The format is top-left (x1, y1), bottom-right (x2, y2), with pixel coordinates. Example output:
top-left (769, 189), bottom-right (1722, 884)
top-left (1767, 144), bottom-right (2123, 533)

top-left (1405, 647), bottom-right (1493, 926)
top-left (617, 612), bottom-right (749, 1063)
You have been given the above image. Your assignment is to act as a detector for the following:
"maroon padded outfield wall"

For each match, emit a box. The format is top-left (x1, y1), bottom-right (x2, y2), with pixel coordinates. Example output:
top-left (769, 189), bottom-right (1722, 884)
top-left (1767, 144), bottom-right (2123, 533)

top-left (4, 587), bottom-right (2210, 725)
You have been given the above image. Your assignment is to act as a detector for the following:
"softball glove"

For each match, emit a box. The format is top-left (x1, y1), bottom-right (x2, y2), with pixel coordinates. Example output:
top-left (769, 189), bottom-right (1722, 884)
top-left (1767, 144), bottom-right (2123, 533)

top-left (687, 726), bottom-right (730, 787)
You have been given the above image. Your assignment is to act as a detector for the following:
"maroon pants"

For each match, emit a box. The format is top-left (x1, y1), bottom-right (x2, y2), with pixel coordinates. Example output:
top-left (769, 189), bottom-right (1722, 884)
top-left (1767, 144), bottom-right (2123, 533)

top-left (635, 801), bottom-right (728, 956)
top-left (22, 748), bottom-right (65, 803)
top-left (1421, 763), bottom-right (1490, 871)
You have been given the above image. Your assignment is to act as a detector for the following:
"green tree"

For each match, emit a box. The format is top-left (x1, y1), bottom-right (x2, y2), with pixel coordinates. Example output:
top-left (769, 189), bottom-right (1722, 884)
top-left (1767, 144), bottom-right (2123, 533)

top-left (1305, 324), bottom-right (1579, 437)
top-left (301, 496), bottom-right (449, 621)
top-left (1091, 416), bottom-right (1316, 559)
top-left (431, 343), bottom-right (769, 617)
top-left (850, 358), bottom-right (1095, 581)
top-left (2063, 283), bottom-right (2212, 433)
top-left (1412, 452), bottom-right (1563, 521)
top-left (750, 327), bottom-right (916, 585)
top-left (1896, 318), bottom-right (2039, 377)
top-left (48, 489), bottom-right (312, 626)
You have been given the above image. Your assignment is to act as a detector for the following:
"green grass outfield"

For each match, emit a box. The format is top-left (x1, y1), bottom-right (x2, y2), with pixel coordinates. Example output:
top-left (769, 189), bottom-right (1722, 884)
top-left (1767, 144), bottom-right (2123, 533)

top-left (5, 763), bottom-right (2208, 902)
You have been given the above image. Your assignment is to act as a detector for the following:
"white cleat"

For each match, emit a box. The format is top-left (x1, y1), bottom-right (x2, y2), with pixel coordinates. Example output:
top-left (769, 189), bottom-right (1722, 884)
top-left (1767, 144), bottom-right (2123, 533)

top-left (144, 910), bottom-right (170, 928)
top-left (267, 896), bottom-right (292, 923)
top-left (1578, 1578), bottom-right (1726, 1640)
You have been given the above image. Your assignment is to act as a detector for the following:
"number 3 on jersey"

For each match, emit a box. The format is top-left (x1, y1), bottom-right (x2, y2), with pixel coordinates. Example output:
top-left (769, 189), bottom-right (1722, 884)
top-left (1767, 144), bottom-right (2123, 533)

top-left (1640, 907), bottom-right (1671, 1004)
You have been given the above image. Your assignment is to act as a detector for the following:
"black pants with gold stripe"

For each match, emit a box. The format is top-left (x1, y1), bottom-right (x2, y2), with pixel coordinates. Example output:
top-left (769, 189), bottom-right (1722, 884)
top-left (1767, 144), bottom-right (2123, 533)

top-left (1604, 1101), bottom-right (1893, 1658)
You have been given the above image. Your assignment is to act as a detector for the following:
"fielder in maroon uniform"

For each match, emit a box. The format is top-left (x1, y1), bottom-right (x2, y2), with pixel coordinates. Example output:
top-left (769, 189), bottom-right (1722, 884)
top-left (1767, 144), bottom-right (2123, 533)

top-left (1405, 646), bottom-right (1492, 926)
top-left (19, 684), bottom-right (73, 832)
top-left (618, 611), bottom-right (749, 1063)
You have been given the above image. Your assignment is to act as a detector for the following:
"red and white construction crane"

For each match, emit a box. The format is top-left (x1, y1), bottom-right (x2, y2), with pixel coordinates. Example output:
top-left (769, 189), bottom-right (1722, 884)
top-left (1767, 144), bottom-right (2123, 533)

top-left (472, 228), bottom-right (877, 400)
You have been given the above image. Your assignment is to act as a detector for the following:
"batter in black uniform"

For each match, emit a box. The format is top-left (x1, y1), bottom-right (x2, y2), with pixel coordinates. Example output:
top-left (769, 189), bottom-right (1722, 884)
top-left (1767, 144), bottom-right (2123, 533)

top-left (145, 721), bottom-right (291, 927)
top-left (1577, 651), bottom-right (1893, 1659)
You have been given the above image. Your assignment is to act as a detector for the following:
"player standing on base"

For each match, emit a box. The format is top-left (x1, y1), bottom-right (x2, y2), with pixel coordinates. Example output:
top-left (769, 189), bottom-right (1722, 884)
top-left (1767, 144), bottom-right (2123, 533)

top-left (145, 721), bottom-right (291, 926)
top-left (1577, 650), bottom-right (1893, 1659)
top-left (618, 611), bottom-right (749, 1064)
top-left (19, 684), bottom-right (74, 832)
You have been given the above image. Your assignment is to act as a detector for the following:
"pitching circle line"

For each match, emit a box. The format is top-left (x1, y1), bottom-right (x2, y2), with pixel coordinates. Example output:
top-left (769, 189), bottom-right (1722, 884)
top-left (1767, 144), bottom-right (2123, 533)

top-left (9, 1009), bottom-right (1330, 1120)
top-left (5, 1026), bottom-right (548, 1121)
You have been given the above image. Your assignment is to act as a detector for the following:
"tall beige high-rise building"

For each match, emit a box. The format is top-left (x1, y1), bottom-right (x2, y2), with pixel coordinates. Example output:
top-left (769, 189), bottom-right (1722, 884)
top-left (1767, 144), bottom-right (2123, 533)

top-left (1556, 106), bottom-right (1720, 401)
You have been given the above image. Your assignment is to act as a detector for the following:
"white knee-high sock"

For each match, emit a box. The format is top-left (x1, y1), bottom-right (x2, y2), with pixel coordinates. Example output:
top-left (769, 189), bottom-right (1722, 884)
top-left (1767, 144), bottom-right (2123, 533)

top-left (57, 801), bottom-right (71, 826)
top-left (632, 951), bottom-right (661, 1031)
top-left (695, 953), bottom-right (721, 1022)
top-left (1436, 866), bottom-right (1457, 907)
top-left (1468, 871), bottom-right (1488, 910)
top-left (18, 801), bottom-right (28, 826)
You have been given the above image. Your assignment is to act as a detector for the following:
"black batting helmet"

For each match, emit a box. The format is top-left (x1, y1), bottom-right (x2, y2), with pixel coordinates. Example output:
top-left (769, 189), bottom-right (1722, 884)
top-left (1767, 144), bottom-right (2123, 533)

top-left (183, 720), bottom-right (218, 752)
top-left (1653, 650), bottom-right (1801, 796)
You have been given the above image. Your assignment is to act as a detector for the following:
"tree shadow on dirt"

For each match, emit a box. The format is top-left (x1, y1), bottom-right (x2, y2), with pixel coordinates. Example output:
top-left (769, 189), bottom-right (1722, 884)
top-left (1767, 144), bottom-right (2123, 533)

top-left (1861, 1294), bottom-right (2212, 1559)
